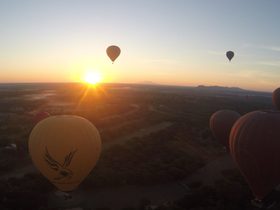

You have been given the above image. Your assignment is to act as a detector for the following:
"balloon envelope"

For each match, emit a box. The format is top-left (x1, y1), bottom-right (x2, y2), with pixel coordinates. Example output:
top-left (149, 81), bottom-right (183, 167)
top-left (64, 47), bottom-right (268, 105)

top-left (106, 45), bottom-right (121, 62)
top-left (230, 110), bottom-right (280, 200)
top-left (226, 51), bottom-right (234, 61)
top-left (272, 88), bottom-right (280, 110)
top-left (29, 115), bottom-right (102, 192)
top-left (209, 109), bottom-right (240, 148)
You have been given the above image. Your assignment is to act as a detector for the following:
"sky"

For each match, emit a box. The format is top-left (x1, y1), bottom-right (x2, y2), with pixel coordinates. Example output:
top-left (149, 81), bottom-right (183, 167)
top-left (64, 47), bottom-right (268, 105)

top-left (0, 0), bottom-right (280, 91)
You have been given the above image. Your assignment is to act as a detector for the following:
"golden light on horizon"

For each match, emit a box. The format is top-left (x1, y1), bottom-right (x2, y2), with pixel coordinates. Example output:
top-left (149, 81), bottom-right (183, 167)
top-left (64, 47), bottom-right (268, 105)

top-left (75, 69), bottom-right (108, 112)
top-left (83, 70), bottom-right (102, 85)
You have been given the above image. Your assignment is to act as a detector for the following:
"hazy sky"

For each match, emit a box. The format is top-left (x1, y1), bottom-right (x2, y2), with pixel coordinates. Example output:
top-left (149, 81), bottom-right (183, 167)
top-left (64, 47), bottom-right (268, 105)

top-left (1, 0), bottom-right (280, 91)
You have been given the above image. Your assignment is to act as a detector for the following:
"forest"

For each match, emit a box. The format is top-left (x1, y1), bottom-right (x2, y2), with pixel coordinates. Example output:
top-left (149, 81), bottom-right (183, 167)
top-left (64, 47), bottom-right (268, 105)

top-left (0, 83), bottom-right (274, 209)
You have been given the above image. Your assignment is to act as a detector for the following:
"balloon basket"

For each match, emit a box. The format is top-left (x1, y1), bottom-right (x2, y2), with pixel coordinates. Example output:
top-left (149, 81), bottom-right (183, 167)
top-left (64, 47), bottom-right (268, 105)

top-left (251, 190), bottom-right (280, 209)
top-left (223, 146), bottom-right (228, 153)
top-left (251, 199), bottom-right (277, 209)
top-left (47, 190), bottom-right (85, 209)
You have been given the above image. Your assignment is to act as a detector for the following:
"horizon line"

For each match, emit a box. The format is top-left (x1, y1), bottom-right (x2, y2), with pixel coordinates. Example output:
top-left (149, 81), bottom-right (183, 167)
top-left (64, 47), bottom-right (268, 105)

top-left (0, 81), bottom-right (271, 93)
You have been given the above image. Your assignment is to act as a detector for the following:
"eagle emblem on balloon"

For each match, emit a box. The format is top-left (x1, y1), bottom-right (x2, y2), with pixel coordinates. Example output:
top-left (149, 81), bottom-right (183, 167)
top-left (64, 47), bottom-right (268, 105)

top-left (44, 147), bottom-right (77, 181)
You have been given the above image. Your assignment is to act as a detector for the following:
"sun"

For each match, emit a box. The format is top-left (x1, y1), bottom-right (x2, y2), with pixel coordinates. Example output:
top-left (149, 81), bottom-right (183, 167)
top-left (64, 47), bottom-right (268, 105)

top-left (84, 71), bottom-right (102, 85)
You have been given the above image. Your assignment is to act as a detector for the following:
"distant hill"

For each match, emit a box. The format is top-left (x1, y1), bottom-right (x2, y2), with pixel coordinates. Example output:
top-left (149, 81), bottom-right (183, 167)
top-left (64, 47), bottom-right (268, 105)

top-left (196, 85), bottom-right (246, 92)
top-left (195, 85), bottom-right (271, 97)
top-left (138, 81), bottom-right (158, 85)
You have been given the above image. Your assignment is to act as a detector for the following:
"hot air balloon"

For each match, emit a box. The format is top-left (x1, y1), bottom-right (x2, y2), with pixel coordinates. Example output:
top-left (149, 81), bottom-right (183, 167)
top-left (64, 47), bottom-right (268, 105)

top-left (106, 45), bottom-right (121, 63)
top-left (272, 88), bottom-right (280, 110)
top-left (226, 51), bottom-right (234, 61)
top-left (29, 115), bottom-right (102, 192)
top-left (209, 109), bottom-right (240, 149)
top-left (230, 110), bottom-right (280, 201)
top-left (34, 111), bottom-right (50, 124)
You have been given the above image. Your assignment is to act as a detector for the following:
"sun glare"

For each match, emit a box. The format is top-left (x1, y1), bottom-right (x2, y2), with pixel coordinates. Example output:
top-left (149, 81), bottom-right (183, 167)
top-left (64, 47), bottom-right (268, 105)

top-left (84, 71), bottom-right (102, 85)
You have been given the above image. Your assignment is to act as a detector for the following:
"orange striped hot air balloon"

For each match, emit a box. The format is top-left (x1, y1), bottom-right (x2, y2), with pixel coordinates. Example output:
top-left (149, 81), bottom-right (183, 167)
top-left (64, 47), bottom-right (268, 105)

top-left (230, 110), bottom-right (280, 200)
top-left (209, 109), bottom-right (240, 149)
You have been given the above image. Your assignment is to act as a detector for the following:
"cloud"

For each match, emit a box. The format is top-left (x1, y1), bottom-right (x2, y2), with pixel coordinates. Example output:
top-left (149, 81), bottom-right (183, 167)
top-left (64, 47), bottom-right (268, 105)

top-left (257, 61), bottom-right (280, 67)
top-left (142, 58), bottom-right (181, 64)
top-left (246, 44), bottom-right (280, 53)
top-left (260, 46), bottom-right (280, 52)
top-left (207, 50), bottom-right (224, 55)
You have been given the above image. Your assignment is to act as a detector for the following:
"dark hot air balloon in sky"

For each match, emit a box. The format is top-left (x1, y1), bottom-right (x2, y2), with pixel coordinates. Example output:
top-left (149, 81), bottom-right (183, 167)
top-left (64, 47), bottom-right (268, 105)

top-left (226, 51), bottom-right (234, 61)
top-left (230, 110), bottom-right (280, 200)
top-left (272, 87), bottom-right (280, 110)
top-left (106, 45), bottom-right (121, 63)
top-left (209, 109), bottom-right (240, 149)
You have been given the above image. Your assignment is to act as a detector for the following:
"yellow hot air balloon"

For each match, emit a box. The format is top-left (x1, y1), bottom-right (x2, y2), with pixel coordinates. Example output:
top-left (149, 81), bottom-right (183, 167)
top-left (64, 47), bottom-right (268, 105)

top-left (29, 115), bottom-right (102, 192)
top-left (106, 45), bottom-right (121, 63)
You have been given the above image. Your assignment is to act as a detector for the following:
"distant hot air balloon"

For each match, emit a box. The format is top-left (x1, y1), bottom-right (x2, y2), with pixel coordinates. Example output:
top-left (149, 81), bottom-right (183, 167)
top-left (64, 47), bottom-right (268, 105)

top-left (226, 51), bottom-right (234, 61)
top-left (272, 88), bottom-right (280, 110)
top-left (34, 111), bottom-right (50, 124)
top-left (230, 110), bottom-right (280, 200)
top-left (209, 109), bottom-right (240, 149)
top-left (106, 45), bottom-right (121, 63)
top-left (29, 115), bottom-right (102, 192)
